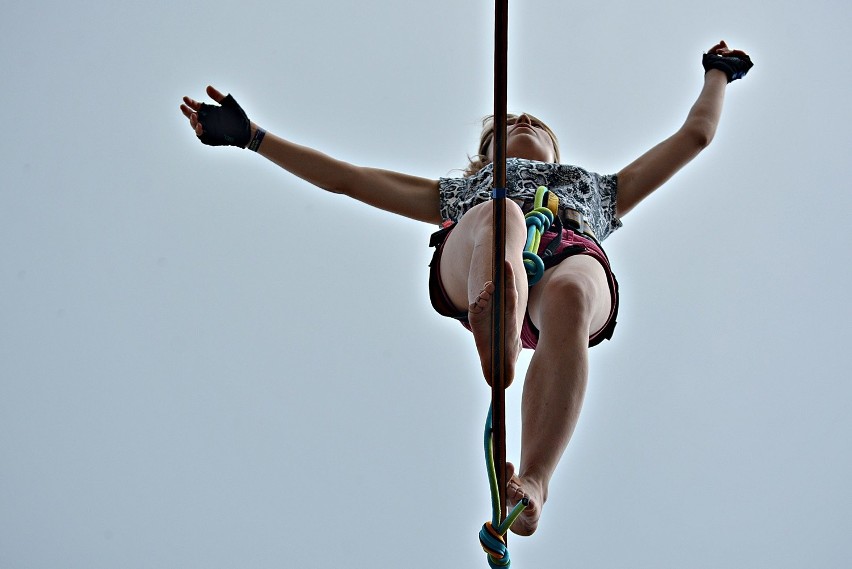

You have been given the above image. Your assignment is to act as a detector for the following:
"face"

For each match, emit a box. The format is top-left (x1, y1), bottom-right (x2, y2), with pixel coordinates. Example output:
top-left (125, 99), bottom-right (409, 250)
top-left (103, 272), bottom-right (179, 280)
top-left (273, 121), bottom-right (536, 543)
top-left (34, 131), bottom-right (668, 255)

top-left (485, 113), bottom-right (558, 163)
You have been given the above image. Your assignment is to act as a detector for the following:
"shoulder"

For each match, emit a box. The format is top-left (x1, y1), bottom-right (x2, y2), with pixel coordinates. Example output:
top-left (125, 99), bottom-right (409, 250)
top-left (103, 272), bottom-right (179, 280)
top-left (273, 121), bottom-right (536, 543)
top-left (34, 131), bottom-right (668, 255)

top-left (441, 163), bottom-right (494, 190)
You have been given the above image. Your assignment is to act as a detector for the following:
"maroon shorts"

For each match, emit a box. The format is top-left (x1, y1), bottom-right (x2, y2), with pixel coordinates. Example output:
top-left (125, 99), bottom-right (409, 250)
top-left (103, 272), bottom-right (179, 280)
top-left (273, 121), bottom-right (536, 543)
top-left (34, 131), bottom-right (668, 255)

top-left (428, 224), bottom-right (619, 349)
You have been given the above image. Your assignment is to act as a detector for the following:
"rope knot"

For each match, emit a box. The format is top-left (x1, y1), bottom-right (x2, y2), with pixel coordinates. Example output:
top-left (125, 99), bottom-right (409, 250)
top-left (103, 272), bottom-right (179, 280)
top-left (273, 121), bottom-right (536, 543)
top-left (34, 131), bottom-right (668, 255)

top-left (479, 521), bottom-right (510, 568)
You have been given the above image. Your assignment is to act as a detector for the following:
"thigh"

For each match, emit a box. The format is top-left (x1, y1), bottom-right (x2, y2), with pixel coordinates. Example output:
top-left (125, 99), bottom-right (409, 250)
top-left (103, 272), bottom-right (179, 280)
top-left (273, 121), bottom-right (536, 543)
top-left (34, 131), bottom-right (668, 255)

top-left (438, 201), bottom-right (526, 312)
top-left (437, 208), bottom-right (487, 312)
top-left (527, 253), bottom-right (612, 339)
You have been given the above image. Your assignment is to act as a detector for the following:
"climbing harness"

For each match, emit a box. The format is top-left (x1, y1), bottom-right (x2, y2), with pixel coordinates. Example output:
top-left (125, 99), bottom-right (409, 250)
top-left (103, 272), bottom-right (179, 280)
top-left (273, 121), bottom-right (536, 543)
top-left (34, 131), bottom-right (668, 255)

top-left (479, 405), bottom-right (528, 568)
top-left (523, 185), bottom-right (560, 285)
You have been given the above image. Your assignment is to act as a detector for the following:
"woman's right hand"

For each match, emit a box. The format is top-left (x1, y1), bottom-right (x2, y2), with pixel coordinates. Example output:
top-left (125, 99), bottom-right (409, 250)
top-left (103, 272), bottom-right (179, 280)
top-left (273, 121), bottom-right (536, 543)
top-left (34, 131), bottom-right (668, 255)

top-left (180, 85), bottom-right (253, 147)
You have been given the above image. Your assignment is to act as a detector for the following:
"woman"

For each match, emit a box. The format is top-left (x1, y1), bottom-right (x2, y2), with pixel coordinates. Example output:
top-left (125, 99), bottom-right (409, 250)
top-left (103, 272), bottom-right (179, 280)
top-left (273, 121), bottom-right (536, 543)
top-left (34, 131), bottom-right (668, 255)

top-left (180, 40), bottom-right (753, 536)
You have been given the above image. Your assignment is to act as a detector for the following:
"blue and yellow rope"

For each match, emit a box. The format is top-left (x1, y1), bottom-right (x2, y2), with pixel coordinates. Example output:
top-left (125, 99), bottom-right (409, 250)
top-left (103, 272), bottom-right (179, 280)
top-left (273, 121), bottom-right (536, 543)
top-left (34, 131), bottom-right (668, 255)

top-left (479, 405), bottom-right (529, 569)
top-left (522, 186), bottom-right (559, 286)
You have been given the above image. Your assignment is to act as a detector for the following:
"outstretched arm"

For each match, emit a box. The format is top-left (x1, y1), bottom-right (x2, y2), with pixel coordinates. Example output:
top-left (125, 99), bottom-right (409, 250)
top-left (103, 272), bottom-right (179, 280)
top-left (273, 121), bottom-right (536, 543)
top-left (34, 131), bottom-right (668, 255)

top-left (615, 41), bottom-right (752, 218)
top-left (180, 86), bottom-right (441, 224)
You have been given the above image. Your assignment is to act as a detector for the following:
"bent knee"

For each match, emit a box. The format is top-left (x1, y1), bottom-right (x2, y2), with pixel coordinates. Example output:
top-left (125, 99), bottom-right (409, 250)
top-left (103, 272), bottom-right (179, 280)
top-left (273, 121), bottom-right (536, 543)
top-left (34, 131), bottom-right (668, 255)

top-left (531, 257), bottom-right (611, 333)
top-left (541, 273), bottom-right (600, 317)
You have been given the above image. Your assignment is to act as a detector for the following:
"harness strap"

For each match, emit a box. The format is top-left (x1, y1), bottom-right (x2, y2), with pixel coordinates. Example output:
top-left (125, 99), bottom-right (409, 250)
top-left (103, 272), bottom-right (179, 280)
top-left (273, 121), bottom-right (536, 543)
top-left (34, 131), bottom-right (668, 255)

top-left (559, 208), bottom-right (599, 244)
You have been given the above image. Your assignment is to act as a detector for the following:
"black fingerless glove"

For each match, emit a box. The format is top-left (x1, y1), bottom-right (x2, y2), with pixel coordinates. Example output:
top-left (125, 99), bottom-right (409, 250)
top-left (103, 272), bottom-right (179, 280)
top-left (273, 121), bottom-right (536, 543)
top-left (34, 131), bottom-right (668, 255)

top-left (702, 52), bottom-right (754, 83)
top-left (197, 94), bottom-right (251, 148)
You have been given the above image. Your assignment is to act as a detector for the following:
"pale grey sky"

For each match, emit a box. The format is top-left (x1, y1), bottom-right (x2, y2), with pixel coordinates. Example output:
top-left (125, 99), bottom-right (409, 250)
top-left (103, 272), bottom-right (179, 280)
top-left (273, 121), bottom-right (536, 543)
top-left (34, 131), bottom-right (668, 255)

top-left (2, 1), bottom-right (851, 567)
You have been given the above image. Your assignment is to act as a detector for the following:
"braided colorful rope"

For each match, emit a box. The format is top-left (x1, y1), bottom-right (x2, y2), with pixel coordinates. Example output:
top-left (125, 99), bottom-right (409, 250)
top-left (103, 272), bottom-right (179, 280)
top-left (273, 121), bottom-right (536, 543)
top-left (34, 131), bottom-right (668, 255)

top-left (479, 405), bottom-right (529, 569)
top-left (523, 186), bottom-right (557, 286)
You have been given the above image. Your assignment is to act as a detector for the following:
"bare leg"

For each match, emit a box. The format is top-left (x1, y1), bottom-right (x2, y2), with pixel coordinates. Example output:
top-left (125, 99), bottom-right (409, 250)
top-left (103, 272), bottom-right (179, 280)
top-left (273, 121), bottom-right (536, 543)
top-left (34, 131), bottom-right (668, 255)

top-left (506, 254), bottom-right (612, 535)
top-left (438, 201), bottom-right (529, 385)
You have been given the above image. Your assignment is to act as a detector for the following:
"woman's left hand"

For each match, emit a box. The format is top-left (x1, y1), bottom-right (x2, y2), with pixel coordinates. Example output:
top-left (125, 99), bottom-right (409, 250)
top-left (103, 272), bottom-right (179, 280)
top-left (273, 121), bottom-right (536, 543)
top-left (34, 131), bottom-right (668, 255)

top-left (703, 40), bottom-right (753, 83)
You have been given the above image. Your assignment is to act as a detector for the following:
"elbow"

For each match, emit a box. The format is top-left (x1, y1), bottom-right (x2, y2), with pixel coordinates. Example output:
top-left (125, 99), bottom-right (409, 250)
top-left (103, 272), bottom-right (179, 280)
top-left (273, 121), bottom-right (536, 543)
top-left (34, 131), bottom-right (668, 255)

top-left (683, 119), bottom-right (716, 150)
top-left (326, 162), bottom-right (361, 195)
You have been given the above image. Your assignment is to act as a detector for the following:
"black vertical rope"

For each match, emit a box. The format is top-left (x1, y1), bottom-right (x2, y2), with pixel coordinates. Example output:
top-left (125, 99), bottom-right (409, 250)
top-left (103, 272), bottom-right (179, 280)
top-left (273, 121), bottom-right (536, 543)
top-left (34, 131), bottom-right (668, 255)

top-left (491, 0), bottom-right (509, 532)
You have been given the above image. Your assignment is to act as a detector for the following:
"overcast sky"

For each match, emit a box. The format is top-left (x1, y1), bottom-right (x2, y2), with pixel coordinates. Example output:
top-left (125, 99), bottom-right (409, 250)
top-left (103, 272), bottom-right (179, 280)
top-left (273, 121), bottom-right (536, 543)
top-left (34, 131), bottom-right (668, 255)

top-left (2, 0), bottom-right (851, 567)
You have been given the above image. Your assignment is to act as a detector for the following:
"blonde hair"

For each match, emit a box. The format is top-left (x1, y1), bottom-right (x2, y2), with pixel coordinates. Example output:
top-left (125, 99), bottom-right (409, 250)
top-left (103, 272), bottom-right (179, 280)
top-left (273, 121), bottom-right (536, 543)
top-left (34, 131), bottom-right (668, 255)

top-left (464, 113), bottom-right (561, 177)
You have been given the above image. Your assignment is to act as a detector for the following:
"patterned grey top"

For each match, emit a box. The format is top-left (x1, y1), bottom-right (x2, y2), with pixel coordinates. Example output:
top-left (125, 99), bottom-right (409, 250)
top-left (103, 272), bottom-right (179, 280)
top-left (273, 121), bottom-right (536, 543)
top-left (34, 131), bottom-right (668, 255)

top-left (439, 158), bottom-right (622, 241)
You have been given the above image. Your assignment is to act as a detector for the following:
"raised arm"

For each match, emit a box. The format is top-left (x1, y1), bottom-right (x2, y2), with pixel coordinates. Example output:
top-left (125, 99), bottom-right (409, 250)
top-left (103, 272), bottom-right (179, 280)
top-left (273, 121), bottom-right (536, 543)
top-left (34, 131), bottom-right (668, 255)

top-left (180, 86), bottom-right (441, 224)
top-left (615, 41), bottom-right (753, 218)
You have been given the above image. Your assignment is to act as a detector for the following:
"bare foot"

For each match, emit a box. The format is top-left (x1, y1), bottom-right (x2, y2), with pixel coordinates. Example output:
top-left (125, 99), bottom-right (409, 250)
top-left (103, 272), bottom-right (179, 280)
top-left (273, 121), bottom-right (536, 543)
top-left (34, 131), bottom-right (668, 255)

top-left (506, 462), bottom-right (544, 536)
top-left (468, 261), bottom-right (523, 386)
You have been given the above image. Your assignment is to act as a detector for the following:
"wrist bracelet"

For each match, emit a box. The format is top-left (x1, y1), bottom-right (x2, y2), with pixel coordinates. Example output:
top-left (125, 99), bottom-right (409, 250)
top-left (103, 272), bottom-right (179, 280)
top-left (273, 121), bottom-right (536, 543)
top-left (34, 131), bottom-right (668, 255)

top-left (247, 128), bottom-right (266, 152)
